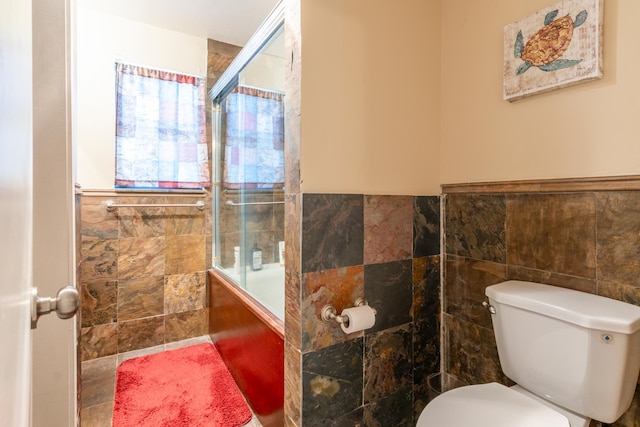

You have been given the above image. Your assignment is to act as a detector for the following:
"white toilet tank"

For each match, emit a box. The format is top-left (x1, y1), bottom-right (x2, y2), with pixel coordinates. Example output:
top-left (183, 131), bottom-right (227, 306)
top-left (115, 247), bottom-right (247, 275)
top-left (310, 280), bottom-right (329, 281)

top-left (486, 281), bottom-right (640, 423)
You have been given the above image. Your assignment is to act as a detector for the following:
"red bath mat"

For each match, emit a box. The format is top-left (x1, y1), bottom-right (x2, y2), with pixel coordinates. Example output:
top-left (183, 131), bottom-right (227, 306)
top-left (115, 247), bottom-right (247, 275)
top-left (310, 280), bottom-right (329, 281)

top-left (113, 343), bottom-right (252, 427)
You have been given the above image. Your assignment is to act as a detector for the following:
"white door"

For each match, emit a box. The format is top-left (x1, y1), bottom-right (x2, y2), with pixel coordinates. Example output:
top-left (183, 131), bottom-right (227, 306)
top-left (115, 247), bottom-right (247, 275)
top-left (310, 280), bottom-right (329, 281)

top-left (0, 0), bottom-right (35, 425)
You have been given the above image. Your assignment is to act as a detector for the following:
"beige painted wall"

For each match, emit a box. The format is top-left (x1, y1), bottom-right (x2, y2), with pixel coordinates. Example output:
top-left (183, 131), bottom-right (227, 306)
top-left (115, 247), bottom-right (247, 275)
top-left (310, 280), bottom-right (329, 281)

top-left (75, 8), bottom-right (207, 189)
top-left (441, 0), bottom-right (640, 184)
top-left (300, 0), bottom-right (442, 196)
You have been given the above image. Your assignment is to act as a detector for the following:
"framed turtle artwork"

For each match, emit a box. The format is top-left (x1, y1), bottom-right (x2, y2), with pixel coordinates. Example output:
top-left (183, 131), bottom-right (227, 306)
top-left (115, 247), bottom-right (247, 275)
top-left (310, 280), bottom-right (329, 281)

top-left (503, 0), bottom-right (603, 101)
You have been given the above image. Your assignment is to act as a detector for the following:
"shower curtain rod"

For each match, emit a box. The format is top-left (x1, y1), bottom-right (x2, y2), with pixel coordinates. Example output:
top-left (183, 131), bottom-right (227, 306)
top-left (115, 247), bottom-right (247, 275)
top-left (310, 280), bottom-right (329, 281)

top-left (104, 200), bottom-right (206, 212)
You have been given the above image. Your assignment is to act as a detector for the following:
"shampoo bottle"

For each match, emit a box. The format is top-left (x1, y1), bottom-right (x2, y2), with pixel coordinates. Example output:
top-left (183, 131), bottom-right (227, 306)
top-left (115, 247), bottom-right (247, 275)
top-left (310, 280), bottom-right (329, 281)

top-left (250, 243), bottom-right (263, 271)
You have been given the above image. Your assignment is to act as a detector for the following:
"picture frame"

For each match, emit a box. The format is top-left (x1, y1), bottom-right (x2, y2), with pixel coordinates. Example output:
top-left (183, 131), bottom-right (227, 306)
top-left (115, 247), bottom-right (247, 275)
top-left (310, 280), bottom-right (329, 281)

top-left (503, 0), bottom-right (603, 101)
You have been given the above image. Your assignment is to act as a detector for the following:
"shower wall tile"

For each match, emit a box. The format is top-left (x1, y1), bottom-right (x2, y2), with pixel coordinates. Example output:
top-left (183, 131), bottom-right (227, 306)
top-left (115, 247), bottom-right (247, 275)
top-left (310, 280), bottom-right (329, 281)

top-left (165, 234), bottom-right (206, 274)
top-left (164, 271), bottom-right (207, 314)
top-left (117, 236), bottom-right (165, 280)
top-left (444, 255), bottom-right (506, 329)
top-left (364, 323), bottom-right (413, 405)
top-left (414, 196), bottom-right (440, 257)
top-left (80, 324), bottom-right (118, 361)
top-left (302, 338), bottom-right (363, 425)
top-left (117, 316), bottom-right (164, 353)
top-left (81, 279), bottom-right (117, 327)
top-left (165, 308), bottom-right (209, 343)
top-left (506, 193), bottom-right (596, 278)
top-left (165, 198), bottom-right (206, 236)
top-left (445, 194), bottom-right (506, 263)
top-left (285, 193), bottom-right (302, 350)
top-left (363, 195), bottom-right (413, 265)
top-left (301, 266), bottom-right (364, 351)
top-left (117, 276), bottom-right (164, 321)
top-left (117, 199), bottom-right (166, 238)
top-left (364, 260), bottom-right (413, 334)
top-left (301, 194), bottom-right (363, 273)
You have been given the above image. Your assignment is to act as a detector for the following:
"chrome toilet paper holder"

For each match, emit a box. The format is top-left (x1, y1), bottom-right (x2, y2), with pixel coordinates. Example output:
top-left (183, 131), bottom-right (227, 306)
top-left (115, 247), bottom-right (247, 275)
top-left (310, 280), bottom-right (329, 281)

top-left (321, 298), bottom-right (375, 325)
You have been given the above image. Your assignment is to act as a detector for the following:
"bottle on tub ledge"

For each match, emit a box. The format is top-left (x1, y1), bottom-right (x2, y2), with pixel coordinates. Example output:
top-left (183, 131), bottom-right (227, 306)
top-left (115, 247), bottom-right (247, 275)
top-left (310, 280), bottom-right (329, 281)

top-left (250, 243), bottom-right (263, 271)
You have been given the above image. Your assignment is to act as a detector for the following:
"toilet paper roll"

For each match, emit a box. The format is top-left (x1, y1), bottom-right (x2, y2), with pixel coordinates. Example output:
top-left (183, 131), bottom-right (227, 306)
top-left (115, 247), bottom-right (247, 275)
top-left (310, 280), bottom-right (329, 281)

top-left (340, 305), bottom-right (376, 334)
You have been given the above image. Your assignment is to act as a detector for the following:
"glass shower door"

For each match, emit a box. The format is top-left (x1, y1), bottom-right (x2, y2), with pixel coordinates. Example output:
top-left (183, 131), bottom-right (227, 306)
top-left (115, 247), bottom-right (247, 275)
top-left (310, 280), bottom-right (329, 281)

top-left (212, 25), bottom-right (285, 319)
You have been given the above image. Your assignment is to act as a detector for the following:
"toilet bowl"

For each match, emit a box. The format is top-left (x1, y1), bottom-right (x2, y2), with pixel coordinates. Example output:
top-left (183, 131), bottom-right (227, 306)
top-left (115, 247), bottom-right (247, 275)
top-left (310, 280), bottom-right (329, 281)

top-left (416, 281), bottom-right (640, 427)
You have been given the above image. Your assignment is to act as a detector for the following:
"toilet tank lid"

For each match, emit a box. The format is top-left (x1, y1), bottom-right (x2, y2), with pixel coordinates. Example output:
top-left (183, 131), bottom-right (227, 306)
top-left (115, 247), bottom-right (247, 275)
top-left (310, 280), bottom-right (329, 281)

top-left (486, 281), bottom-right (640, 334)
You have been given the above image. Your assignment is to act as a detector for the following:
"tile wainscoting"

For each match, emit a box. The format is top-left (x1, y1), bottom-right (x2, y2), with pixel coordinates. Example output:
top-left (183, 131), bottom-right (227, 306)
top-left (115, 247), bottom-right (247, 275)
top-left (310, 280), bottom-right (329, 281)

top-left (442, 177), bottom-right (640, 427)
top-left (286, 194), bottom-right (441, 426)
top-left (78, 191), bottom-right (212, 361)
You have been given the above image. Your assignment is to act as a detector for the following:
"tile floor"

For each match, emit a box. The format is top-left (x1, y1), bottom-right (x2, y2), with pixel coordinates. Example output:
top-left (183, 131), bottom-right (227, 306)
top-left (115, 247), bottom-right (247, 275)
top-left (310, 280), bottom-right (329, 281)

top-left (80, 335), bottom-right (263, 427)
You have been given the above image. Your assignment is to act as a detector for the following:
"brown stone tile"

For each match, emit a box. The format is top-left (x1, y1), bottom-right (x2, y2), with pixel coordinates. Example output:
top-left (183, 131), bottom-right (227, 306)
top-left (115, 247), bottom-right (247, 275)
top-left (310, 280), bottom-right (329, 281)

top-left (81, 279), bottom-right (117, 327)
top-left (164, 308), bottom-right (209, 343)
top-left (506, 193), bottom-right (596, 279)
top-left (444, 255), bottom-right (506, 329)
top-left (80, 324), bottom-right (117, 361)
top-left (165, 197), bottom-right (206, 236)
top-left (117, 197), bottom-right (166, 238)
top-left (80, 238), bottom-right (118, 282)
top-left (598, 279), bottom-right (640, 306)
top-left (117, 316), bottom-right (164, 353)
top-left (507, 265), bottom-right (596, 294)
top-left (165, 234), bottom-right (205, 275)
top-left (443, 313), bottom-right (511, 387)
top-left (80, 402), bottom-right (113, 427)
top-left (301, 266), bottom-right (365, 351)
top-left (364, 195), bottom-right (413, 265)
top-left (164, 271), bottom-right (207, 314)
top-left (117, 236), bottom-right (165, 280)
top-left (117, 276), bottom-right (164, 321)
top-left (596, 192), bottom-right (640, 287)
top-left (284, 113), bottom-right (301, 194)
top-left (284, 342), bottom-right (302, 426)
top-left (445, 194), bottom-right (506, 262)
top-left (412, 256), bottom-right (440, 321)
top-left (81, 355), bottom-right (117, 382)
top-left (80, 197), bottom-right (118, 240)
top-left (81, 375), bottom-right (115, 408)
top-left (284, 193), bottom-right (301, 350)
top-left (363, 324), bottom-right (412, 404)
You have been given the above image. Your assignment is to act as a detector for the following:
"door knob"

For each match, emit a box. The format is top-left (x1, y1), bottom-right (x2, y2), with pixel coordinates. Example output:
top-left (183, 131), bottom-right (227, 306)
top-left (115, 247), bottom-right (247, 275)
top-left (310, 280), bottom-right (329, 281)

top-left (31, 286), bottom-right (79, 329)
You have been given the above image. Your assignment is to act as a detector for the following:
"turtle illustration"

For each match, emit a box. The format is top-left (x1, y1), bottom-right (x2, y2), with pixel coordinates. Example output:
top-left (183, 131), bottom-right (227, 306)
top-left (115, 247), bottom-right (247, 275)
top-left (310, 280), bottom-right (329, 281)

top-left (514, 8), bottom-right (588, 75)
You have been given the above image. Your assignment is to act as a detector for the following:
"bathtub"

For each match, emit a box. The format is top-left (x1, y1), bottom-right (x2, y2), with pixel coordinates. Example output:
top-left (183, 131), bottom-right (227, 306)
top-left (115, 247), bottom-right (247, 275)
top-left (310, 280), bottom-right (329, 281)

top-left (208, 269), bottom-right (284, 427)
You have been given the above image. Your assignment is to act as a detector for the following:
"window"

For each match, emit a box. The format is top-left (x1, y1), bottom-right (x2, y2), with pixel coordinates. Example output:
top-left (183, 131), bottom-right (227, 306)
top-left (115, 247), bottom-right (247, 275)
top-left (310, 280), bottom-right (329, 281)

top-left (115, 62), bottom-right (210, 189)
top-left (222, 85), bottom-right (284, 190)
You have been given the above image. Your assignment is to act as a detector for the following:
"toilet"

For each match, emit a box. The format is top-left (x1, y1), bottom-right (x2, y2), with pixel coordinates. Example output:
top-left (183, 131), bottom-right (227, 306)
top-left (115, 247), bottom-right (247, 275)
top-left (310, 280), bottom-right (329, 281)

top-left (417, 280), bottom-right (640, 427)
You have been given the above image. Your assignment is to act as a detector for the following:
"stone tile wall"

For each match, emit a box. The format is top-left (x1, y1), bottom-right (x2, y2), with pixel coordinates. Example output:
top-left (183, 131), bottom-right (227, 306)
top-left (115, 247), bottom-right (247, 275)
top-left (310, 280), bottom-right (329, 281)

top-left (443, 188), bottom-right (640, 427)
top-left (290, 194), bottom-right (440, 426)
top-left (218, 190), bottom-right (285, 268)
top-left (78, 193), bottom-right (211, 361)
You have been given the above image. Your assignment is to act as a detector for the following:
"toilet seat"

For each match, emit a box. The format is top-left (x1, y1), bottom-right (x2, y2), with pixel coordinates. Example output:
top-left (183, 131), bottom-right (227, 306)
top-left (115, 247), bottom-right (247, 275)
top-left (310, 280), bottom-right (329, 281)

top-left (416, 383), bottom-right (570, 427)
